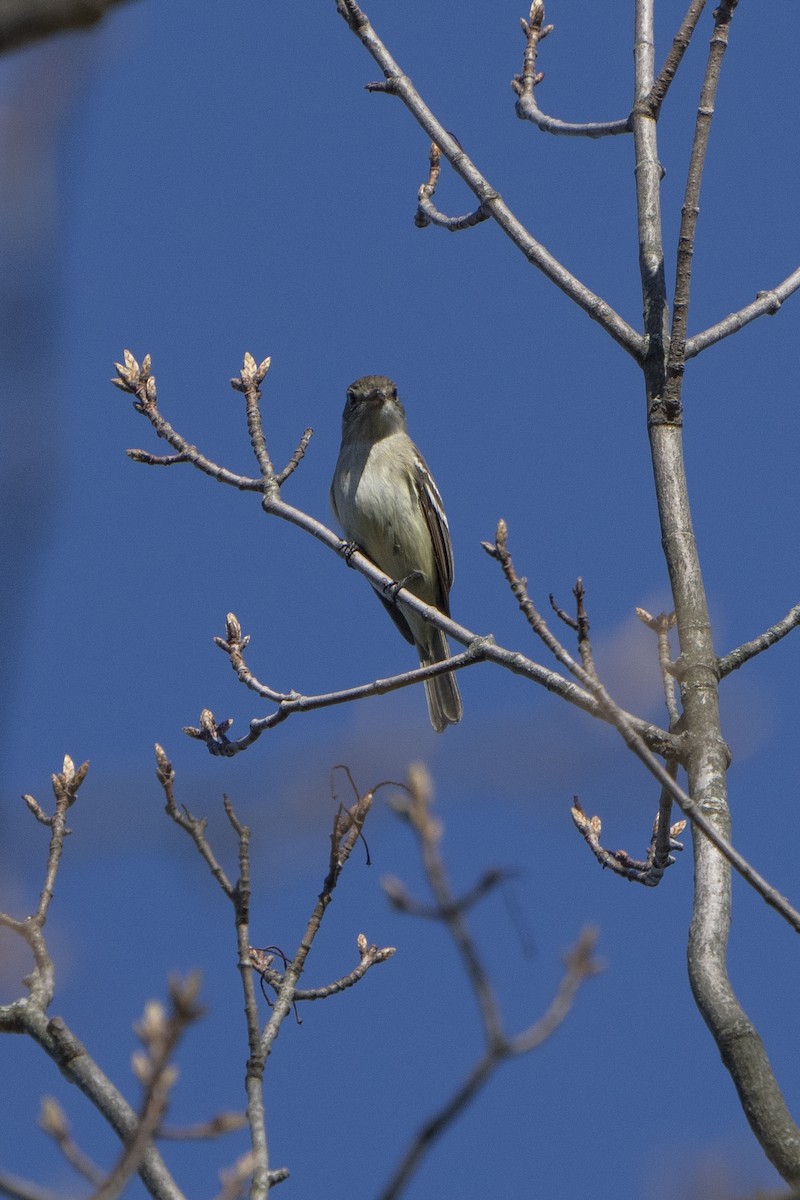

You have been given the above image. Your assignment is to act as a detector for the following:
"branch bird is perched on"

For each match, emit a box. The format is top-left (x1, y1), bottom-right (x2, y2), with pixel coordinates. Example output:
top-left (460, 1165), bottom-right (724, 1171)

top-left (331, 375), bottom-right (463, 731)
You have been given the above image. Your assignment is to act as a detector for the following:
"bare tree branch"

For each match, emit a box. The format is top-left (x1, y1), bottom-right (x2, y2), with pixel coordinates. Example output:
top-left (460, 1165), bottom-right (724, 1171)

top-left (664, 0), bottom-right (738, 411)
top-left (158, 1113), bottom-right (247, 1142)
top-left (512, 0), bottom-right (631, 138)
top-left (252, 934), bottom-right (395, 1003)
top-left (0, 978), bottom-right (185, 1200)
top-left (717, 603), bottom-right (800, 678)
top-left (685, 267), bottom-right (800, 359)
top-left (0, 760), bottom-right (185, 1200)
top-left (571, 791), bottom-right (686, 887)
top-left (158, 753), bottom-right (396, 1198)
top-left (334, 0), bottom-right (643, 357)
top-left (39, 1097), bottom-right (105, 1186)
top-left (90, 977), bottom-right (204, 1200)
top-left (636, 607), bottom-right (680, 726)
top-left (484, 519), bottom-right (800, 932)
top-left (258, 781), bottom-right (383, 1060)
top-left (378, 766), bottom-right (600, 1199)
top-left (645, 0), bottom-right (708, 118)
top-left (629, 0), bottom-right (800, 1182)
top-left (158, 744), bottom-right (236, 900)
top-left (383, 866), bottom-right (516, 920)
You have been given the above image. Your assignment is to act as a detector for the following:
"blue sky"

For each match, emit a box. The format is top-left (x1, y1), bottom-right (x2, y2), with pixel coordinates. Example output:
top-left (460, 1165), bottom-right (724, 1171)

top-left (1, 2), bottom-right (799, 1197)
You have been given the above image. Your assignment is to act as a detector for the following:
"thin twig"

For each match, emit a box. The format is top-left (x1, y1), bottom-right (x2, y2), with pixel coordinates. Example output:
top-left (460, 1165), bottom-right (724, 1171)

top-left (508, 928), bottom-right (601, 1053)
top-left (636, 607), bottom-right (680, 726)
top-left (391, 764), bottom-right (504, 1045)
top-left (90, 976), bottom-right (204, 1200)
top-left (378, 765), bottom-right (600, 1199)
top-left (512, 0), bottom-right (631, 138)
top-left (664, 0), bottom-right (738, 414)
top-left (158, 744), bottom-right (236, 900)
top-left (259, 781), bottom-right (387, 1060)
top-left (0, 758), bottom-right (89, 1011)
top-left (160, 755), bottom-right (389, 1197)
top-left (571, 789), bottom-right (686, 887)
top-left (383, 867), bottom-right (515, 920)
top-left (685, 269), bottom-right (800, 359)
top-left (717, 603), bottom-right (800, 678)
top-left (158, 1113), bottom-right (247, 1141)
top-left (415, 142), bottom-right (491, 231)
top-left (226, 800), bottom-right (271, 1200)
top-left (645, 0), bottom-right (708, 118)
top-left (253, 935), bottom-right (395, 1002)
top-left (39, 1097), bottom-right (105, 1186)
top-left (379, 839), bottom-right (599, 1200)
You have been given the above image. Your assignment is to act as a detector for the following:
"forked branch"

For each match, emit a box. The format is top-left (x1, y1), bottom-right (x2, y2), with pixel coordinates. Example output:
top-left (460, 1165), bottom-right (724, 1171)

top-left (377, 765), bottom-right (601, 1199)
top-left (483, 519), bottom-right (800, 931)
top-left (335, 0), bottom-right (643, 357)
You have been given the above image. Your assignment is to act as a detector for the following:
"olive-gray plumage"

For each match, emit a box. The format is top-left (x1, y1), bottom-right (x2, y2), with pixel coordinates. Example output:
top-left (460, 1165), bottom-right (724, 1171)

top-left (330, 376), bottom-right (462, 731)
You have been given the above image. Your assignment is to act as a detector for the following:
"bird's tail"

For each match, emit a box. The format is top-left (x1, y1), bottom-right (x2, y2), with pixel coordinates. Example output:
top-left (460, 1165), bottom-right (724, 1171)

top-left (419, 628), bottom-right (463, 732)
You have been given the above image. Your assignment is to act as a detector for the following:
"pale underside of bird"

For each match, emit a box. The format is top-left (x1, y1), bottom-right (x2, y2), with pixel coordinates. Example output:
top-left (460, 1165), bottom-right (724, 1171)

top-left (331, 375), bottom-right (463, 731)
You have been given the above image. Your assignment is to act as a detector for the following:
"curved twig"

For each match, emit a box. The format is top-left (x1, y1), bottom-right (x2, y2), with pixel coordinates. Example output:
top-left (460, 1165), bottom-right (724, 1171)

top-left (512, 1), bottom-right (631, 138)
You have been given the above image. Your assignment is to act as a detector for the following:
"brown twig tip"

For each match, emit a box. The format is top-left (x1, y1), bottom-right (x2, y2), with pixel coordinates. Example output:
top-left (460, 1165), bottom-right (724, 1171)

top-left (635, 606), bottom-right (676, 632)
top-left (22, 793), bottom-right (54, 825)
top-left (50, 755), bottom-right (89, 809)
top-left (39, 1096), bottom-right (68, 1138)
top-left (112, 349), bottom-right (155, 406)
top-left (168, 970), bottom-right (205, 1020)
top-left (154, 743), bottom-right (174, 788)
top-left (564, 925), bottom-right (603, 977)
top-left (231, 352), bottom-right (271, 394)
top-left (407, 761), bottom-right (433, 806)
top-left (225, 613), bottom-right (245, 643)
top-left (571, 796), bottom-right (601, 838)
top-left (134, 975), bottom-right (205, 1064)
top-left (481, 519), bottom-right (509, 561)
top-left (183, 710), bottom-right (235, 743)
top-left (357, 932), bottom-right (397, 964)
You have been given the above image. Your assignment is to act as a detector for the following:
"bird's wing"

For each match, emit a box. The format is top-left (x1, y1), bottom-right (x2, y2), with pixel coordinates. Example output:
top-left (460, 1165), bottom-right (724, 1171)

top-left (413, 450), bottom-right (454, 613)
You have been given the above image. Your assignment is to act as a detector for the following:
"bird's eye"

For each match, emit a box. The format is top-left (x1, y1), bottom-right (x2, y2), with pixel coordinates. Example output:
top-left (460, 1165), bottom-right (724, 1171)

top-left (346, 389), bottom-right (357, 406)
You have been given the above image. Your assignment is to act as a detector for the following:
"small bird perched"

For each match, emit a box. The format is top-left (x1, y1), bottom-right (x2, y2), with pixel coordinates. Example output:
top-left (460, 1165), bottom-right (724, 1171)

top-left (330, 375), bottom-right (463, 731)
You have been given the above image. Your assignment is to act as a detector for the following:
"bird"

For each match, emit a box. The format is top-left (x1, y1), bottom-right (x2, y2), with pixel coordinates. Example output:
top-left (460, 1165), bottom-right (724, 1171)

top-left (330, 375), bottom-right (463, 731)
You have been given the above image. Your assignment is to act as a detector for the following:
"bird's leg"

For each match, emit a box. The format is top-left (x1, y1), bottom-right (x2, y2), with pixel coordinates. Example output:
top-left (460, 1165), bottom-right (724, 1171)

top-left (341, 540), bottom-right (362, 567)
top-left (384, 570), bottom-right (424, 604)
